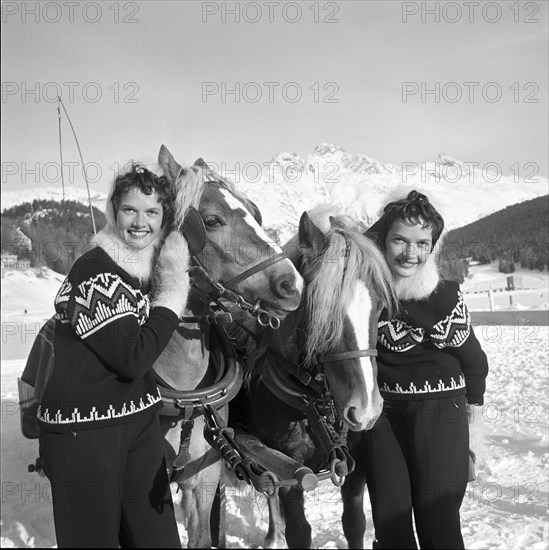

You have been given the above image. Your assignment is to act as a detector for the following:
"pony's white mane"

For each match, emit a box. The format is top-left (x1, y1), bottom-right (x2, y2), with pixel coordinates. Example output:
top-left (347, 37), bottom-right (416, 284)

top-left (172, 165), bottom-right (205, 230)
top-left (302, 223), bottom-right (397, 365)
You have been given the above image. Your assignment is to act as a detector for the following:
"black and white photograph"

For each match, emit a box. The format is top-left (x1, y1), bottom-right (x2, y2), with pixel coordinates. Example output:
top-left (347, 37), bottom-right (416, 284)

top-left (1, 1), bottom-right (548, 548)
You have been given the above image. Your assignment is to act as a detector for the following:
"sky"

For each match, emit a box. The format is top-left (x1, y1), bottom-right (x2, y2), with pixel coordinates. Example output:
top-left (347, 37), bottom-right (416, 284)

top-left (1, 0), bottom-right (548, 194)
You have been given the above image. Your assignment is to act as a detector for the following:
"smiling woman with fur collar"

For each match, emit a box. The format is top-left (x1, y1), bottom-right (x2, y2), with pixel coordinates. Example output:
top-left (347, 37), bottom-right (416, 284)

top-left (37, 164), bottom-right (191, 548)
top-left (343, 190), bottom-right (488, 550)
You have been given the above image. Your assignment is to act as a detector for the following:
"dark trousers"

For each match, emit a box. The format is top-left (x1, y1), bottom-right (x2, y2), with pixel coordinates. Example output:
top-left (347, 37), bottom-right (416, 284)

top-left (39, 413), bottom-right (181, 548)
top-left (364, 396), bottom-right (469, 549)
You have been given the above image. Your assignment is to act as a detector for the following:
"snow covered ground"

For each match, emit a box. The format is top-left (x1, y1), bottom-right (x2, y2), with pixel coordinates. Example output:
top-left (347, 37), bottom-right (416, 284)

top-left (1, 266), bottom-right (548, 548)
top-left (461, 263), bottom-right (549, 312)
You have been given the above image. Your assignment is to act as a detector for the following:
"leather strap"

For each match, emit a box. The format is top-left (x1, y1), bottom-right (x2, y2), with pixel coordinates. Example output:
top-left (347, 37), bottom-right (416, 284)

top-left (320, 349), bottom-right (378, 363)
top-left (215, 252), bottom-right (288, 294)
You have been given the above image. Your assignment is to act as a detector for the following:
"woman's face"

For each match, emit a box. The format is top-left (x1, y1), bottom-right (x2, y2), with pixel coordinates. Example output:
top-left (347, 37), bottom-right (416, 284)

top-left (384, 218), bottom-right (433, 280)
top-left (115, 187), bottom-right (164, 250)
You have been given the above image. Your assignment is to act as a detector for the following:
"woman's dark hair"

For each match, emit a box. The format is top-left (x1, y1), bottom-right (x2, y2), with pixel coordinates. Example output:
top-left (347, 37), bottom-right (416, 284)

top-left (366, 190), bottom-right (444, 250)
top-left (110, 164), bottom-right (174, 227)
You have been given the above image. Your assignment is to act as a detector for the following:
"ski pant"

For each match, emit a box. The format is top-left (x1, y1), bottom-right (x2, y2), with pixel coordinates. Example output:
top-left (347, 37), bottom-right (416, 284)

top-left (39, 412), bottom-right (181, 548)
top-left (364, 395), bottom-right (469, 549)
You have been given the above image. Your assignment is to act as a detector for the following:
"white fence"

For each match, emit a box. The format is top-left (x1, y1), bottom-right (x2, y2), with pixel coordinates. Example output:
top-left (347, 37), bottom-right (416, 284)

top-left (463, 288), bottom-right (548, 311)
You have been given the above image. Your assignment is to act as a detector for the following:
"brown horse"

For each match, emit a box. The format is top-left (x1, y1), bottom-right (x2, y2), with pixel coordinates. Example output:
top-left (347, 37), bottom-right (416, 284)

top-left (228, 212), bottom-right (397, 548)
top-left (153, 145), bottom-right (304, 548)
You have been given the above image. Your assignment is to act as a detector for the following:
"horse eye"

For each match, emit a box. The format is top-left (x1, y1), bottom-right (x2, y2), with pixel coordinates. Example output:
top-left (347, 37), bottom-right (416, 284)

top-left (203, 215), bottom-right (223, 228)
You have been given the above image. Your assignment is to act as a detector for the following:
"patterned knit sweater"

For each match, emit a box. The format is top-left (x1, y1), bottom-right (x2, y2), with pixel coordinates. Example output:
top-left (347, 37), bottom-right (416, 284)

top-left (377, 279), bottom-right (488, 404)
top-left (37, 246), bottom-right (179, 433)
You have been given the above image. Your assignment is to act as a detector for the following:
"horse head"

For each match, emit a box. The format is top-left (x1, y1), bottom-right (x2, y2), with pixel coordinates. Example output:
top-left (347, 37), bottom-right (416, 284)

top-left (284, 212), bottom-right (398, 431)
top-left (158, 145), bottom-right (303, 319)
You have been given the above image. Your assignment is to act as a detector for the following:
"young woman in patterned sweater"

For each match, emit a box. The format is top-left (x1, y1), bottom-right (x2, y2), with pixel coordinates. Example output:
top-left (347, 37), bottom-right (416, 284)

top-left (344, 191), bottom-right (488, 549)
top-left (38, 165), bottom-right (194, 548)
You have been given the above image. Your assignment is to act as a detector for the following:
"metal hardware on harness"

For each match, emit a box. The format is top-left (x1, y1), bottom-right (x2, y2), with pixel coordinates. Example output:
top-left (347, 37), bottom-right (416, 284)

top-left (202, 404), bottom-right (282, 498)
top-left (190, 261), bottom-right (282, 330)
top-left (304, 401), bottom-right (355, 486)
top-left (231, 322), bottom-right (361, 488)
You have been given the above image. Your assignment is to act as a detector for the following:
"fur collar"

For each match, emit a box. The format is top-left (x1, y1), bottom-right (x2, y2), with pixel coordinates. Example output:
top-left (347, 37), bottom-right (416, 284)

top-left (393, 251), bottom-right (440, 301)
top-left (91, 225), bottom-right (164, 285)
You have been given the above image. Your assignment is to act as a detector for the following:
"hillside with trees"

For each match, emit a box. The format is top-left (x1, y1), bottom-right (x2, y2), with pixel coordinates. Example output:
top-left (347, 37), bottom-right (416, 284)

top-left (442, 195), bottom-right (548, 275)
top-left (1, 200), bottom-right (106, 274)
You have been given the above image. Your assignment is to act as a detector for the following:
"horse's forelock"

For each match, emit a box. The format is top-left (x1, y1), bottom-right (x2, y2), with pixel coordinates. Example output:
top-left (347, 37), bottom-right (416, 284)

top-left (172, 166), bottom-right (204, 229)
top-left (303, 230), bottom-right (350, 364)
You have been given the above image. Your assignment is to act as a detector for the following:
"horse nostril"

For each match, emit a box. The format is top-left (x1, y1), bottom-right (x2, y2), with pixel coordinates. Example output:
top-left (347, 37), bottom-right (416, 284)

top-left (281, 280), bottom-right (292, 293)
top-left (274, 275), bottom-right (296, 298)
top-left (345, 406), bottom-right (360, 427)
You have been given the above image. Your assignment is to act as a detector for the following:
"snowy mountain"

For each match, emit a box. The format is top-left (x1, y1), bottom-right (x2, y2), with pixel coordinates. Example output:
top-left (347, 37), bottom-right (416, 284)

top-left (2, 144), bottom-right (547, 244)
top-left (235, 144), bottom-right (549, 242)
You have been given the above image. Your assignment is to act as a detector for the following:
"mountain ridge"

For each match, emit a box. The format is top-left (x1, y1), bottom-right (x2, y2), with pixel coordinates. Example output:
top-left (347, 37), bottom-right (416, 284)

top-left (3, 144), bottom-right (547, 244)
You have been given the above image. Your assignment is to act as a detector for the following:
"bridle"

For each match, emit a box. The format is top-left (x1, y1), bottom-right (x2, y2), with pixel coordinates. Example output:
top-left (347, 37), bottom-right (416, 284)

top-left (238, 226), bottom-right (379, 406)
top-left (179, 180), bottom-right (289, 329)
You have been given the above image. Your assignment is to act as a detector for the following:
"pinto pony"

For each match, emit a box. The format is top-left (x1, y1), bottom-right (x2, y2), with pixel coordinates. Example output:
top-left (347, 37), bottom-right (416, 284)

top-left (153, 146), bottom-right (303, 548)
top-left (228, 212), bottom-right (397, 548)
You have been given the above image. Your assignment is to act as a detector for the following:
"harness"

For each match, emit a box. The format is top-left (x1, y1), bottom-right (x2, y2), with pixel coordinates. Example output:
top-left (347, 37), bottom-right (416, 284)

top-left (223, 228), bottom-right (378, 495)
top-left (155, 192), bottom-right (290, 472)
top-left (235, 319), bottom-right (378, 494)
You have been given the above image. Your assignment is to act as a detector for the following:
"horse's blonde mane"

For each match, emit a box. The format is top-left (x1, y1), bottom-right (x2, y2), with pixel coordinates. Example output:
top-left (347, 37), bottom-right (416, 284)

top-left (302, 224), bottom-right (397, 365)
top-left (172, 165), bottom-right (205, 229)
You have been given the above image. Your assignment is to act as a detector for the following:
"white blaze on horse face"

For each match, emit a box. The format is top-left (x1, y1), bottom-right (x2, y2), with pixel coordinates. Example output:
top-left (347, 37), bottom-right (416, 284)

top-left (346, 280), bottom-right (379, 416)
top-left (219, 189), bottom-right (303, 292)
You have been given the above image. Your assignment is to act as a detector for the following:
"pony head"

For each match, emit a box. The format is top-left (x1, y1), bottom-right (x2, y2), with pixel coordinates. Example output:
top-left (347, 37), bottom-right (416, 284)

top-left (158, 145), bottom-right (303, 318)
top-left (281, 212), bottom-right (398, 431)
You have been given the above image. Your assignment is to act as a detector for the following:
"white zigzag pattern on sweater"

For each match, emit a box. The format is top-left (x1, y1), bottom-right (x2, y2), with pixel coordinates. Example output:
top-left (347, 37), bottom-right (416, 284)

top-left (55, 273), bottom-right (149, 338)
top-left (378, 292), bottom-right (470, 352)
top-left (37, 389), bottom-right (162, 425)
top-left (378, 319), bottom-right (424, 352)
top-left (430, 292), bottom-right (470, 349)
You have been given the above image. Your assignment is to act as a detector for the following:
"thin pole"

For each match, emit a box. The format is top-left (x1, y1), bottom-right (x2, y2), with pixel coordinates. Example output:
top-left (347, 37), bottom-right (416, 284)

top-left (57, 96), bottom-right (97, 235)
top-left (57, 99), bottom-right (65, 206)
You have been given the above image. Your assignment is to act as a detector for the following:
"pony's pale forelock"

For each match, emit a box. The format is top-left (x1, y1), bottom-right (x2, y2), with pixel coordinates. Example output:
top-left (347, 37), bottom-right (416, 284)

top-left (172, 166), bottom-right (204, 230)
top-left (303, 229), bottom-right (397, 365)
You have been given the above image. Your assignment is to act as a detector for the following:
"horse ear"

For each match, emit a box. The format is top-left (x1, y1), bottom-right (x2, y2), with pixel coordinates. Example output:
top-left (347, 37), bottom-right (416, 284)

top-left (299, 211), bottom-right (326, 254)
top-left (194, 158), bottom-right (210, 170)
top-left (158, 145), bottom-right (182, 183)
